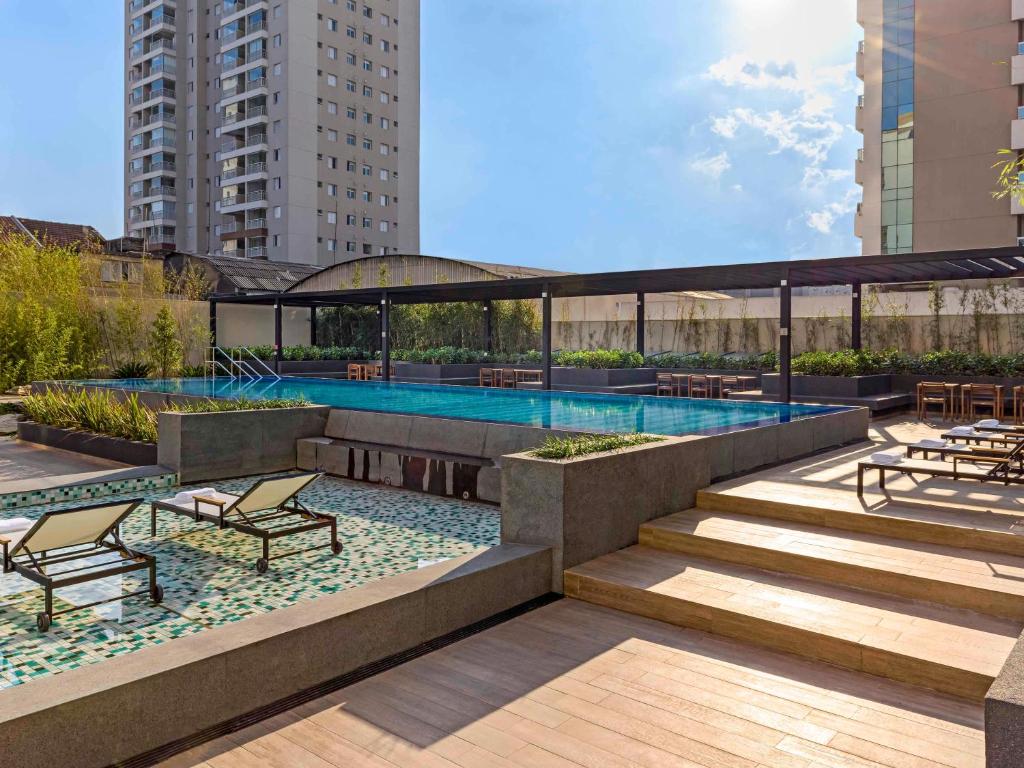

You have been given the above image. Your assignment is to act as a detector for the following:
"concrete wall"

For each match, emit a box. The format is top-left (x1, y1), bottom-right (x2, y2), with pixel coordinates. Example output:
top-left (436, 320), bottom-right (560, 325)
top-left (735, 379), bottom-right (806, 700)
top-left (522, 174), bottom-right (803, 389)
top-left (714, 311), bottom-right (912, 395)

top-left (986, 628), bottom-right (1024, 768)
top-left (501, 408), bottom-right (869, 591)
top-left (158, 406), bottom-right (330, 482)
top-left (216, 303), bottom-right (311, 348)
top-left (0, 544), bottom-right (551, 768)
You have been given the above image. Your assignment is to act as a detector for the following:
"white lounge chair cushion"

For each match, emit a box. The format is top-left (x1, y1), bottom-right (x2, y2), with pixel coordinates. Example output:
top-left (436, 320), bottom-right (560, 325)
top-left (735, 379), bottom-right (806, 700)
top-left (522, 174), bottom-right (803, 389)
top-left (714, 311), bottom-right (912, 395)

top-left (16, 502), bottom-right (138, 554)
top-left (870, 451), bottom-right (903, 465)
top-left (0, 517), bottom-right (33, 535)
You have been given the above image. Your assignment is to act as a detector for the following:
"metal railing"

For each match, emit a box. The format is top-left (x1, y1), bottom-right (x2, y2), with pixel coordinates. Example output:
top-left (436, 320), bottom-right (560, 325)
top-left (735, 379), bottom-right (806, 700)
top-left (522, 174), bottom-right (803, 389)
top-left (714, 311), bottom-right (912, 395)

top-left (205, 346), bottom-right (280, 381)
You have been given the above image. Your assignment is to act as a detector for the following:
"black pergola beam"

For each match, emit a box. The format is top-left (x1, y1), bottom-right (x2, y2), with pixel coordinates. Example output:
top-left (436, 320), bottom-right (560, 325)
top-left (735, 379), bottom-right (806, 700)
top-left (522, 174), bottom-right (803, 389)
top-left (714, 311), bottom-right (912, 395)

top-left (779, 278), bottom-right (792, 404)
top-left (542, 286), bottom-right (552, 391)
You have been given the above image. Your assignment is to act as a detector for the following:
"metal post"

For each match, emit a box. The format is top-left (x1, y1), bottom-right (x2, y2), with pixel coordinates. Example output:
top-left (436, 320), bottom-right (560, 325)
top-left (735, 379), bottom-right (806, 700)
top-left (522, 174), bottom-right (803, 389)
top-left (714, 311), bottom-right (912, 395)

top-left (779, 279), bottom-right (791, 403)
top-left (851, 283), bottom-right (862, 350)
top-left (636, 292), bottom-right (645, 356)
top-left (209, 299), bottom-right (217, 348)
top-left (310, 306), bottom-right (317, 347)
top-left (541, 286), bottom-right (552, 391)
top-left (483, 300), bottom-right (493, 353)
top-left (380, 292), bottom-right (390, 382)
top-left (273, 299), bottom-right (282, 375)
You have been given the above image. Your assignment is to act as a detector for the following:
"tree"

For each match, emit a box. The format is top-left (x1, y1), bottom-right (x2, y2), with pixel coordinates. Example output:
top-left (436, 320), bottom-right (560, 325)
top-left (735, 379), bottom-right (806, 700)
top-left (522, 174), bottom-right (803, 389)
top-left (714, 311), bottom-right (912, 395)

top-left (992, 149), bottom-right (1024, 205)
top-left (148, 305), bottom-right (182, 378)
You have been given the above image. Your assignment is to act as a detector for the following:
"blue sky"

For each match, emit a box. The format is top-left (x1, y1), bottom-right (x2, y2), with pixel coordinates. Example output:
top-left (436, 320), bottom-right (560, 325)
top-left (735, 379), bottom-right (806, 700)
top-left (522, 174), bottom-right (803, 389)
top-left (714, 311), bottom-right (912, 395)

top-left (0, 0), bottom-right (861, 272)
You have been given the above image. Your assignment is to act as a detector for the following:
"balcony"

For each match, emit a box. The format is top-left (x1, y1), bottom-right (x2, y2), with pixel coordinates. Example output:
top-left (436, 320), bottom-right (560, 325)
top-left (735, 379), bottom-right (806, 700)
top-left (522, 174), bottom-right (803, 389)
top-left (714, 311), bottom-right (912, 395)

top-left (129, 111), bottom-right (176, 130)
top-left (1015, 0), bottom-right (1024, 21)
top-left (130, 38), bottom-right (175, 61)
top-left (856, 41), bottom-right (864, 79)
top-left (222, 161), bottom-right (267, 181)
top-left (854, 202), bottom-right (864, 238)
top-left (247, 246), bottom-right (268, 259)
top-left (1014, 54), bottom-right (1024, 86)
top-left (855, 148), bottom-right (864, 184)
top-left (132, 12), bottom-right (176, 39)
top-left (246, 133), bottom-right (267, 147)
top-left (221, 106), bottom-right (266, 127)
top-left (855, 95), bottom-right (864, 132)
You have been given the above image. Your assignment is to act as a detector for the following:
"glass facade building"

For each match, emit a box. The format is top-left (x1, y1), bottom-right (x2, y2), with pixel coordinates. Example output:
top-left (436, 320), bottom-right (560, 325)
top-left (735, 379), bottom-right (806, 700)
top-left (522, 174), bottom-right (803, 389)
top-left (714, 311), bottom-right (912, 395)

top-left (881, 0), bottom-right (914, 254)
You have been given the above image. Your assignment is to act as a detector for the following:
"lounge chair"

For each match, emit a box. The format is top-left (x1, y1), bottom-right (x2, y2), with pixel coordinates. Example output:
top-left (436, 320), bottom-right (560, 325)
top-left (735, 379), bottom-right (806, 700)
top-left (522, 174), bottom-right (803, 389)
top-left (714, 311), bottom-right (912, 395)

top-left (1, 499), bottom-right (162, 632)
top-left (150, 472), bottom-right (340, 573)
top-left (858, 440), bottom-right (1024, 495)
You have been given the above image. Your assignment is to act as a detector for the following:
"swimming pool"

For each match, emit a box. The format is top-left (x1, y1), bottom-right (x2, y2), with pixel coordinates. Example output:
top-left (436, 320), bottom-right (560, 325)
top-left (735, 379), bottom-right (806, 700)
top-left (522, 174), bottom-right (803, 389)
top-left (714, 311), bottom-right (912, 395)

top-left (78, 377), bottom-right (845, 437)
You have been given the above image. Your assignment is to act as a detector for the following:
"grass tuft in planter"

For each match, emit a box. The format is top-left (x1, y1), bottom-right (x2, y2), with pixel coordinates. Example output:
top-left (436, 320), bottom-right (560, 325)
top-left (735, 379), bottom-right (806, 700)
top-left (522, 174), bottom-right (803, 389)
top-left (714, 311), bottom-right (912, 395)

top-left (530, 432), bottom-right (663, 460)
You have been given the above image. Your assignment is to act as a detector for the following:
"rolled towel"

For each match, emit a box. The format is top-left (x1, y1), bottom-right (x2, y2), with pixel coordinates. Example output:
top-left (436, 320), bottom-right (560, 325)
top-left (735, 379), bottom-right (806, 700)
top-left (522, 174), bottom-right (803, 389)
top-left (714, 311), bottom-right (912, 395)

top-left (870, 451), bottom-right (903, 465)
top-left (914, 439), bottom-right (948, 449)
top-left (948, 426), bottom-right (975, 436)
top-left (170, 487), bottom-right (216, 506)
top-left (975, 419), bottom-right (1000, 428)
top-left (0, 517), bottom-right (32, 534)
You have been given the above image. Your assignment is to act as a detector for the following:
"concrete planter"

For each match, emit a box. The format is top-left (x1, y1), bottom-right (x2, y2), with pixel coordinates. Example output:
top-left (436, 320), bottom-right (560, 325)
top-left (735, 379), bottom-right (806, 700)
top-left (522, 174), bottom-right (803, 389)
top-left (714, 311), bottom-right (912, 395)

top-left (892, 374), bottom-right (1024, 393)
top-left (17, 421), bottom-right (158, 465)
top-left (158, 406), bottom-right (330, 482)
top-left (392, 362), bottom-right (486, 386)
top-left (762, 373), bottom-right (892, 397)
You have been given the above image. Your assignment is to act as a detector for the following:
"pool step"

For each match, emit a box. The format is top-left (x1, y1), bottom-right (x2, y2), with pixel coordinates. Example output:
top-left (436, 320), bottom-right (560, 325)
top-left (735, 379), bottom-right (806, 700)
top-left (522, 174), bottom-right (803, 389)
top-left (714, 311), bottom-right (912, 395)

top-left (696, 488), bottom-right (1024, 557)
top-left (641, 509), bottom-right (1024, 620)
top-left (564, 546), bottom-right (1021, 700)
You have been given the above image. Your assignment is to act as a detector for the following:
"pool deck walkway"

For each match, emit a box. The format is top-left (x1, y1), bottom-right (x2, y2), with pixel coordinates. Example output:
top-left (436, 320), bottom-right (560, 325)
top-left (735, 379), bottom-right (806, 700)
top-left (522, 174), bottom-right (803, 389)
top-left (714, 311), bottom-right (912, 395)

top-left (159, 599), bottom-right (984, 768)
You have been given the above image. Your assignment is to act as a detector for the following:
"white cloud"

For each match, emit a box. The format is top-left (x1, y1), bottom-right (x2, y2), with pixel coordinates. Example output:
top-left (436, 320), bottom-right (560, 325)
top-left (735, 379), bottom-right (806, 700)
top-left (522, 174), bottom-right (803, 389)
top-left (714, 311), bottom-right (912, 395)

top-left (802, 166), bottom-right (853, 191)
top-left (710, 114), bottom-right (739, 139)
top-left (689, 150), bottom-right (731, 181)
top-left (805, 189), bottom-right (859, 234)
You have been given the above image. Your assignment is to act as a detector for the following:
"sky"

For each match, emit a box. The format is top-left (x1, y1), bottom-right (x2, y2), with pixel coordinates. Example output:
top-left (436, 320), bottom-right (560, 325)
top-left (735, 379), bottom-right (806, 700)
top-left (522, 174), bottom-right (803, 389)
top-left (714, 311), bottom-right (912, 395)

top-left (0, 0), bottom-right (862, 273)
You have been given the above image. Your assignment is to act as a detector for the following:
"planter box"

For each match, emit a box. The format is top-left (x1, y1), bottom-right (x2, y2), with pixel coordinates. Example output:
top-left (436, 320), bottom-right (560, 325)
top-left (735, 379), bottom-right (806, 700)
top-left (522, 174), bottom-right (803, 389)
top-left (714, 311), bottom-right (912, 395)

top-left (892, 374), bottom-right (1024, 395)
top-left (158, 406), bottom-right (330, 482)
top-left (762, 373), bottom-right (892, 397)
top-left (392, 362), bottom-right (486, 386)
top-left (17, 421), bottom-right (158, 465)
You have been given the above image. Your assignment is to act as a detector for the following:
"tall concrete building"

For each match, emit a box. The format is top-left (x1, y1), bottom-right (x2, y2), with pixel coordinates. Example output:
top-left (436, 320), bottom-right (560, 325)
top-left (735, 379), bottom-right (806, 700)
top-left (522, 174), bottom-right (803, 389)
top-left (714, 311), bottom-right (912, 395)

top-left (125, 0), bottom-right (420, 266)
top-left (855, 0), bottom-right (1022, 254)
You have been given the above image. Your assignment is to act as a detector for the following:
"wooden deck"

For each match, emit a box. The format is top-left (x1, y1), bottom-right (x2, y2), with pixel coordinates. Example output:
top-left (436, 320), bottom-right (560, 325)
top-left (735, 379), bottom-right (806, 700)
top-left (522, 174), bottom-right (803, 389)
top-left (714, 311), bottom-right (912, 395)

top-left (160, 599), bottom-right (983, 768)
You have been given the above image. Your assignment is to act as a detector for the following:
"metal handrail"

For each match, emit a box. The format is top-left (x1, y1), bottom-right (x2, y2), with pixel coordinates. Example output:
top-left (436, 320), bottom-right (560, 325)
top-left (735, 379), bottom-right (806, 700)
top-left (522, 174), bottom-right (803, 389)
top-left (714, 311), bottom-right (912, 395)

top-left (236, 346), bottom-right (281, 380)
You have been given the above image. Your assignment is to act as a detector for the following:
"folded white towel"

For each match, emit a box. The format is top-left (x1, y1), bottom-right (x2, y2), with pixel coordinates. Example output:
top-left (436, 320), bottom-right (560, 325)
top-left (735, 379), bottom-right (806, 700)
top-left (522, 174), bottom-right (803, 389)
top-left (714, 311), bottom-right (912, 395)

top-left (0, 517), bottom-right (32, 534)
top-left (170, 487), bottom-right (216, 506)
top-left (914, 439), bottom-right (948, 449)
top-left (870, 452), bottom-right (903, 465)
top-left (948, 426), bottom-right (975, 435)
top-left (975, 419), bottom-right (1000, 428)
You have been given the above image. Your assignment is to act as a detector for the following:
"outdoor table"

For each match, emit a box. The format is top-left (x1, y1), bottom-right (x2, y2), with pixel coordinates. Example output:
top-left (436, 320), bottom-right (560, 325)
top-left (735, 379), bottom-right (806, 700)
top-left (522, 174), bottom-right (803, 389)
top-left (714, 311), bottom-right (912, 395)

top-left (514, 369), bottom-right (543, 387)
top-left (960, 383), bottom-right (1003, 422)
top-left (917, 381), bottom-right (960, 420)
top-left (736, 376), bottom-right (757, 391)
top-left (1014, 384), bottom-right (1024, 424)
top-left (705, 374), bottom-right (724, 398)
top-left (670, 373), bottom-right (690, 397)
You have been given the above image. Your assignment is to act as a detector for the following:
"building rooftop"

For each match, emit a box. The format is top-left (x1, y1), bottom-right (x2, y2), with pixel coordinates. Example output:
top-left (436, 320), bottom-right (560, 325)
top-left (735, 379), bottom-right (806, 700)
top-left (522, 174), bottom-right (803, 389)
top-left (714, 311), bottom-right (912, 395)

top-left (183, 253), bottom-right (322, 294)
top-left (0, 215), bottom-right (105, 250)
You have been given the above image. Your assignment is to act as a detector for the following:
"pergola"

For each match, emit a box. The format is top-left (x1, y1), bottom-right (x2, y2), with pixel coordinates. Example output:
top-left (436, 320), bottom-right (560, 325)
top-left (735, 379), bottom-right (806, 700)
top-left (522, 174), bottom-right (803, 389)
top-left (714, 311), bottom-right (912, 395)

top-left (210, 246), bottom-right (1024, 402)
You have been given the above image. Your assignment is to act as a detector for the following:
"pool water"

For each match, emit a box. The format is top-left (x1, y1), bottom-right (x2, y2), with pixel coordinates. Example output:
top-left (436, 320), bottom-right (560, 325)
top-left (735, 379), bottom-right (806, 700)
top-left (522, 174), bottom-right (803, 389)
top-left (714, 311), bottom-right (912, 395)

top-left (81, 376), bottom-right (845, 436)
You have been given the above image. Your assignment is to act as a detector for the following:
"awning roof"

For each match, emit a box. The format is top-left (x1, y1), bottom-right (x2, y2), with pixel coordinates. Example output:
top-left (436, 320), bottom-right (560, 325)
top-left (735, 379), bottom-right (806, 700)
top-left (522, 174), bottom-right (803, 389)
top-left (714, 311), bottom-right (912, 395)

top-left (211, 246), bottom-right (1024, 306)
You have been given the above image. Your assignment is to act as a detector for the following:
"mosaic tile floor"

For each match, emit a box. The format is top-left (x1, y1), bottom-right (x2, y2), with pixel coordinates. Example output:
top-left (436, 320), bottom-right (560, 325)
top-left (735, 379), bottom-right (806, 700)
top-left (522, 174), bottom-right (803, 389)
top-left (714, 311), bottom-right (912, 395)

top-left (0, 474), bottom-right (499, 689)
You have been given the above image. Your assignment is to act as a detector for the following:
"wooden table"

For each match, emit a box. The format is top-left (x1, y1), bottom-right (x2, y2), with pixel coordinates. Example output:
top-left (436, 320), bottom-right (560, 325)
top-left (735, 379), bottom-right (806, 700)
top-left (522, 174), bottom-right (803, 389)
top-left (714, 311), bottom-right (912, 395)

top-left (514, 369), bottom-right (543, 387)
top-left (1014, 384), bottom-right (1024, 424)
top-left (670, 373), bottom-right (690, 397)
top-left (737, 376), bottom-right (757, 392)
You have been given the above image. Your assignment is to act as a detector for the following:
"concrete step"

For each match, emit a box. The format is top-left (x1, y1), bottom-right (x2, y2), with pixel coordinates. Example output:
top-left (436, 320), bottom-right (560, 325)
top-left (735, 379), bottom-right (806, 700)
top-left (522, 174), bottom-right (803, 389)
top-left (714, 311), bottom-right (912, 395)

top-left (696, 487), bottom-right (1024, 558)
top-left (564, 546), bottom-right (1020, 700)
top-left (641, 509), bottom-right (1024, 620)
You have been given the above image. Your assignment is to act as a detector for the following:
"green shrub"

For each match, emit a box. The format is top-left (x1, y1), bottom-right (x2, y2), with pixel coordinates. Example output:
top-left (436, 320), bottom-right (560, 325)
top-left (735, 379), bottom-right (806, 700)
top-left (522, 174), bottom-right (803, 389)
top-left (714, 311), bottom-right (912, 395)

top-left (390, 347), bottom-right (540, 365)
top-left (646, 351), bottom-right (777, 371)
top-left (553, 349), bottom-right (644, 369)
top-left (530, 433), bottom-right (663, 459)
top-left (170, 396), bottom-right (309, 413)
top-left (788, 349), bottom-right (1024, 377)
top-left (112, 360), bottom-right (152, 378)
top-left (179, 364), bottom-right (206, 377)
top-left (148, 305), bottom-right (182, 378)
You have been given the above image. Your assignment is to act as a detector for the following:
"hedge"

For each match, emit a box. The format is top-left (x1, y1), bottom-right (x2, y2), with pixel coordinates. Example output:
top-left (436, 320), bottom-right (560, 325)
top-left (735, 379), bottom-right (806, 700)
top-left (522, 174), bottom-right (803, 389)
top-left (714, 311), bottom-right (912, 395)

top-left (645, 352), bottom-right (778, 371)
top-left (790, 349), bottom-right (1024, 377)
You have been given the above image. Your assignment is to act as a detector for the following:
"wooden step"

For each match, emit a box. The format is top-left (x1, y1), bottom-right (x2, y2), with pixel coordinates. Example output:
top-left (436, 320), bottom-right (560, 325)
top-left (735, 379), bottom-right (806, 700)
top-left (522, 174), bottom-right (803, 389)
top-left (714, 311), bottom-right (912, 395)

top-left (564, 546), bottom-right (1021, 700)
top-left (641, 509), bottom-right (1024, 620)
top-left (696, 487), bottom-right (1024, 557)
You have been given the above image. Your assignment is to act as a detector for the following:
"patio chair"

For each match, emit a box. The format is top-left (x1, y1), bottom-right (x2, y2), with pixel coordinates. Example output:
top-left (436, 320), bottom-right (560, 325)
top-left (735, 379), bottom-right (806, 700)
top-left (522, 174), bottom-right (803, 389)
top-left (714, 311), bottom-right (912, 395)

top-left (719, 376), bottom-right (739, 399)
top-left (857, 439), bottom-right (1024, 495)
top-left (150, 472), bottom-right (340, 574)
top-left (967, 383), bottom-right (1000, 422)
top-left (688, 375), bottom-right (711, 398)
top-left (917, 382), bottom-right (948, 421)
top-left (1, 499), bottom-right (163, 632)
top-left (655, 372), bottom-right (674, 396)
top-left (347, 363), bottom-right (362, 381)
top-left (479, 368), bottom-right (495, 387)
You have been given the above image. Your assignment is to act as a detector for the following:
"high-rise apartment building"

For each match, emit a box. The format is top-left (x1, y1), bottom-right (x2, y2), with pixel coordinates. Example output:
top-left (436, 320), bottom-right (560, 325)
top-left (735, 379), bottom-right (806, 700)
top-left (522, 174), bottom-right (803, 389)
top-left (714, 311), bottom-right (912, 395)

top-left (855, 0), bottom-right (1022, 254)
top-left (125, 0), bottom-right (419, 266)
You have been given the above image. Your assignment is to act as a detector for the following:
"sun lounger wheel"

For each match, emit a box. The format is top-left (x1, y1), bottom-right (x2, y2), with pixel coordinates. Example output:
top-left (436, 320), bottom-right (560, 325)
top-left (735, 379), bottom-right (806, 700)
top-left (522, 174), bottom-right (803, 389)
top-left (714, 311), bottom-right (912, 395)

top-left (150, 583), bottom-right (164, 603)
top-left (255, 557), bottom-right (269, 574)
top-left (332, 541), bottom-right (343, 555)
top-left (36, 612), bottom-right (51, 633)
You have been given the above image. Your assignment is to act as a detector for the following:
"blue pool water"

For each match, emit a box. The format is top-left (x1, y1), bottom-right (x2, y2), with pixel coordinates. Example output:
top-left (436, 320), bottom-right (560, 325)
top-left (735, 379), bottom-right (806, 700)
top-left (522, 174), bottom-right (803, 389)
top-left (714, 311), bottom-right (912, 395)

top-left (79, 377), bottom-right (845, 436)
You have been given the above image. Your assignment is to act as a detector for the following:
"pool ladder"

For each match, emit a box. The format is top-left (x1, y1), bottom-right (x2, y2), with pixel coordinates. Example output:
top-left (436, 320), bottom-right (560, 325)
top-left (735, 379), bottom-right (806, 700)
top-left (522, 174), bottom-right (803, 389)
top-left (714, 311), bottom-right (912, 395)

top-left (204, 347), bottom-right (282, 383)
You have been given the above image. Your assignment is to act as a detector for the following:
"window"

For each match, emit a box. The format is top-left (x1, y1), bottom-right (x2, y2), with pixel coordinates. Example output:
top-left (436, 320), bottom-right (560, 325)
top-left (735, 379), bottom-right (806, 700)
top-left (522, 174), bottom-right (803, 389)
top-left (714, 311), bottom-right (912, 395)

top-left (380, 143), bottom-right (389, 155)
top-left (327, 238), bottom-right (337, 252)
top-left (363, 33), bottom-right (372, 44)
top-left (346, 187), bottom-right (356, 199)
top-left (327, 156), bottom-right (337, 169)
top-left (346, 160), bottom-right (356, 171)
top-left (361, 190), bottom-right (371, 202)
top-left (273, 176), bottom-right (282, 190)
top-left (326, 183), bottom-right (337, 196)
top-left (346, 214), bottom-right (356, 225)
top-left (346, 0), bottom-right (355, 10)
top-left (273, 90), bottom-right (280, 103)
top-left (326, 73), bottom-right (337, 87)
top-left (327, 128), bottom-right (338, 141)
top-left (273, 205), bottom-right (282, 218)
top-left (273, 234), bottom-right (281, 246)
top-left (379, 91), bottom-right (389, 104)
top-left (361, 164), bottom-right (371, 176)
top-left (363, 112), bottom-right (373, 124)
top-left (381, 40), bottom-right (390, 52)
top-left (379, 194), bottom-right (388, 206)
top-left (327, 18), bottom-right (338, 32)
top-left (273, 149), bottom-right (281, 161)
top-left (273, 5), bottom-right (282, 18)
top-left (379, 169), bottom-right (388, 181)
top-left (346, 133), bottom-right (356, 145)
top-left (379, 220), bottom-right (389, 232)
top-left (346, 107), bottom-right (356, 119)
top-left (380, 117), bottom-right (389, 129)
top-left (381, 14), bottom-right (389, 26)
top-left (327, 101), bottom-right (338, 114)
top-left (363, 84), bottom-right (372, 97)
top-left (346, 52), bottom-right (356, 65)
top-left (379, 66), bottom-right (389, 78)
top-left (362, 243), bottom-right (372, 255)
top-left (362, 137), bottom-right (372, 150)
top-left (327, 46), bottom-right (337, 59)
top-left (273, 119), bottom-right (282, 133)
top-left (362, 59), bottom-right (372, 72)
top-left (345, 79), bottom-right (356, 92)
top-left (363, 6), bottom-right (372, 18)
top-left (273, 62), bottom-right (282, 75)
top-left (273, 34), bottom-right (282, 47)
top-left (346, 25), bottom-right (356, 38)
top-left (362, 217), bottom-right (372, 228)
top-left (327, 211), bottom-right (337, 224)
top-left (346, 241), bottom-right (356, 252)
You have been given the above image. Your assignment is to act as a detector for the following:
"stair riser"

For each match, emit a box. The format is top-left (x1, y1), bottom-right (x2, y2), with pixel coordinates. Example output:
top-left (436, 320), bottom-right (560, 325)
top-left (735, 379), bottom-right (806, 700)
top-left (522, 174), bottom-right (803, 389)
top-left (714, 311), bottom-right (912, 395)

top-left (564, 572), bottom-right (995, 701)
top-left (638, 526), bottom-right (1024, 621)
top-left (696, 490), bottom-right (1024, 558)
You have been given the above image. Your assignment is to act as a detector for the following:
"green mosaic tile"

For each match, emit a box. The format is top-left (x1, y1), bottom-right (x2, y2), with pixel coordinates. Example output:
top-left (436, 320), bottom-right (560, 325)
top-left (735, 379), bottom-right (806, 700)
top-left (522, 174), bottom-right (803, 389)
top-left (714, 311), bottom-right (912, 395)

top-left (0, 474), bottom-right (499, 689)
